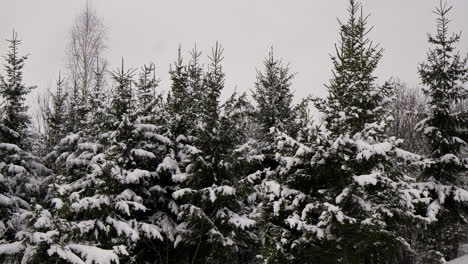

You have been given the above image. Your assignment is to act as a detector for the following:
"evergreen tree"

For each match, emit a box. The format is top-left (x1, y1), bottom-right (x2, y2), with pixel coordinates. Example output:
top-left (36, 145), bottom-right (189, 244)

top-left (13, 61), bottom-right (169, 264)
top-left (163, 47), bottom-right (201, 263)
top-left (135, 62), bottom-right (160, 116)
top-left (167, 46), bottom-right (192, 139)
top-left (415, 1), bottom-right (468, 261)
top-left (0, 31), bottom-right (35, 148)
top-left (45, 73), bottom-right (68, 152)
top-left (261, 1), bottom-right (423, 263)
top-left (131, 61), bottom-right (181, 262)
top-left (172, 43), bottom-right (256, 263)
top-left (253, 48), bottom-right (295, 137)
top-left (110, 59), bottom-right (134, 125)
top-left (65, 80), bottom-right (88, 135)
top-left (87, 56), bottom-right (109, 139)
top-left (251, 48), bottom-right (296, 170)
top-left (313, 2), bottom-right (422, 261)
top-left (0, 31), bottom-right (48, 263)
top-left (249, 52), bottom-right (298, 259)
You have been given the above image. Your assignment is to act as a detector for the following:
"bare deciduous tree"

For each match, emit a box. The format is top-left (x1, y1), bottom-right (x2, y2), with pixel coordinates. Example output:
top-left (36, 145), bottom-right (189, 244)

top-left (387, 80), bottom-right (429, 155)
top-left (66, 1), bottom-right (106, 98)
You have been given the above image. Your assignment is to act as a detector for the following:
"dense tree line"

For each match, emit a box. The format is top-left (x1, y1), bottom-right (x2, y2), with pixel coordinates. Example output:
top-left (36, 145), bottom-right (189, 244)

top-left (0, 1), bottom-right (467, 263)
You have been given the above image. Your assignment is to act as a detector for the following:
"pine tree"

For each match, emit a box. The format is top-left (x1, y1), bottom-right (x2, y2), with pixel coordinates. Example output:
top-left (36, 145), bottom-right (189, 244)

top-left (313, 1), bottom-right (423, 261)
top-left (415, 1), bottom-right (468, 261)
top-left (110, 59), bottom-right (134, 125)
top-left (13, 61), bottom-right (117, 264)
top-left (249, 52), bottom-right (298, 259)
top-left (163, 47), bottom-right (200, 263)
top-left (259, 110), bottom-right (322, 264)
top-left (220, 91), bottom-right (260, 263)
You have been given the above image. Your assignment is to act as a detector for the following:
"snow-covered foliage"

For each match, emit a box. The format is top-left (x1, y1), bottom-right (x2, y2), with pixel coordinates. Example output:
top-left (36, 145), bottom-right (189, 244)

top-left (260, 2), bottom-right (429, 262)
top-left (167, 43), bottom-right (257, 263)
top-left (0, 32), bottom-right (49, 264)
top-left (1, 1), bottom-right (467, 263)
top-left (252, 48), bottom-right (296, 137)
top-left (412, 1), bottom-right (468, 260)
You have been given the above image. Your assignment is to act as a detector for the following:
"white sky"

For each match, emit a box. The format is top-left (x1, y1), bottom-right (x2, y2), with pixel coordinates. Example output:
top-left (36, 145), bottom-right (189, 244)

top-left (0, 0), bottom-right (467, 107)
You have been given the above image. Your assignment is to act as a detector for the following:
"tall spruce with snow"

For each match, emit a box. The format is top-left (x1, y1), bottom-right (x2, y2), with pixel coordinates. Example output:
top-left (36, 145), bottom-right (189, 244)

top-left (415, 1), bottom-right (468, 261)
top-left (0, 31), bottom-right (48, 262)
top-left (259, 104), bottom-right (322, 263)
top-left (261, 1), bottom-right (423, 263)
top-left (241, 49), bottom-right (298, 263)
top-left (167, 47), bottom-right (195, 139)
top-left (313, 2), bottom-right (423, 261)
top-left (251, 49), bottom-right (296, 169)
top-left (0, 32), bottom-right (35, 148)
top-left (131, 62), bottom-right (180, 262)
top-left (171, 43), bottom-right (255, 263)
top-left (313, 1), bottom-right (423, 261)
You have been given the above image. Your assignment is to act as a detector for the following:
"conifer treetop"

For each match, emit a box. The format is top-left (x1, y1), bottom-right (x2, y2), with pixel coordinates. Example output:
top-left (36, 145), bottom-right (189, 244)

top-left (419, 0), bottom-right (468, 107)
top-left (252, 47), bottom-right (295, 135)
top-left (0, 30), bottom-right (36, 147)
top-left (318, 0), bottom-right (391, 136)
top-left (110, 58), bottom-right (136, 121)
top-left (418, 0), bottom-right (468, 182)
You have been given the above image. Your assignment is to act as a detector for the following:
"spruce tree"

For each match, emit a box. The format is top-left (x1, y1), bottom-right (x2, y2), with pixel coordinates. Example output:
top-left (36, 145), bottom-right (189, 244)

top-left (261, 1), bottom-right (423, 263)
top-left (16, 60), bottom-right (168, 264)
top-left (251, 49), bottom-right (296, 170)
top-left (253, 48), bottom-right (295, 136)
top-left (314, 1), bottom-right (423, 261)
top-left (45, 73), bottom-right (68, 152)
top-left (171, 43), bottom-right (255, 263)
top-left (0, 31), bottom-right (48, 263)
top-left (167, 46), bottom-right (192, 139)
top-left (313, 2), bottom-right (422, 261)
top-left (416, 1), bottom-right (468, 261)
top-left (65, 80), bottom-right (88, 135)
top-left (135, 62), bottom-right (160, 116)
top-left (0, 31), bottom-right (35, 148)
top-left (249, 52), bottom-right (298, 259)
top-left (87, 56), bottom-right (109, 139)
top-left (131, 62), bottom-right (180, 262)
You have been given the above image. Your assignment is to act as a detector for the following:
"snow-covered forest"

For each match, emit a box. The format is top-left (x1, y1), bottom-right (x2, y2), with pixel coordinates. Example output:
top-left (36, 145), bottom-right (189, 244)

top-left (1, 0), bottom-right (468, 263)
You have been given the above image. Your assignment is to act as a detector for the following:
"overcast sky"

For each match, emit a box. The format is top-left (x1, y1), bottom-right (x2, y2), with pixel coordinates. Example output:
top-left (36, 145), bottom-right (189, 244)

top-left (0, 0), bottom-right (467, 106)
